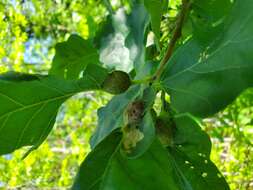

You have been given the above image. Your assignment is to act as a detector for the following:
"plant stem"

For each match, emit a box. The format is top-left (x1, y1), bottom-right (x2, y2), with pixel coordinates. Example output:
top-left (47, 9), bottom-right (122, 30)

top-left (152, 0), bottom-right (192, 81)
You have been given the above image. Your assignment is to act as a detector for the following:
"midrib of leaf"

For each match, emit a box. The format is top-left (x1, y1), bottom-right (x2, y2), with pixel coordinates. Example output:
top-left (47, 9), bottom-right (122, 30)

top-left (148, 149), bottom-right (172, 179)
top-left (99, 141), bottom-right (175, 190)
top-left (0, 93), bottom-right (74, 121)
top-left (163, 8), bottom-right (253, 82)
top-left (114, 153), bottom-right (144, 189)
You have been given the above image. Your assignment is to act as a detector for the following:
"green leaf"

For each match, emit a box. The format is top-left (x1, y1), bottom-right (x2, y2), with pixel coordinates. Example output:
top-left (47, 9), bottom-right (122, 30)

top-left (73, 131), bottom-right (122, 190)
top-left (135, 60), bottom-right (159, 80)
top-left (101, 139), bottom-right (179, 190)
top-left (82, 63), bottom-right (109, 89)
top-left (74, 113), bottom-right (229, 190)
top-left (74, 132), bottom-right (180, 190)
top-left (49, 34), bottom-right (99, 80)
top-left (167, 114), bottom-right (230, 189)
top-left (144, 0), bottom-right (168, 40)
top-left (90, 85), bottom-right (143, 149)
top-left (190, 0), bottom-right (232, 45)
top-left (161, 0), bottom-right (253, 117)
top-left (97, 9), bottom-right (133, 72)
top-left (0, 72), bottom-right (105, 155)
top-left (97, 4), bottom-right (150, 74)
top-left (125, 3), bottom-right (150, 74)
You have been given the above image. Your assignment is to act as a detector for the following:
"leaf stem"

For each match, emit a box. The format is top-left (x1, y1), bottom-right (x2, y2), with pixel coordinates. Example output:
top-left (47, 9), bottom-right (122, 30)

top-left (132, 77), bottom-right (151, 84)
top-left (152, 0), bottom-right (192, 81)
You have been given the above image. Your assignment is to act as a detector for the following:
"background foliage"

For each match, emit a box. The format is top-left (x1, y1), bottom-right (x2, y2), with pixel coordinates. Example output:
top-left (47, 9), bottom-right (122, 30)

top-left (0, 0), bottom-right (252, 189)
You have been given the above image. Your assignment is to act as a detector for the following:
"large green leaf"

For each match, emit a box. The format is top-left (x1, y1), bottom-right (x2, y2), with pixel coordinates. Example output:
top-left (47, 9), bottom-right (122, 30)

top-left (167, 114), bottom-right (230, 189)
top-left (101, 139), bottom-right (179, 190)
top-left (73, 131), bottom-right (122, 190)
top-left (0, 72), bottom-right (106, 155)
top-left (49, 34), bottom-right (99, 80)
top-left (73, 132), bottom-right (180, 190)
top-left (74, 113), bottom-right (229, 190)
top-left (161, 0), bottom-right (253, 117)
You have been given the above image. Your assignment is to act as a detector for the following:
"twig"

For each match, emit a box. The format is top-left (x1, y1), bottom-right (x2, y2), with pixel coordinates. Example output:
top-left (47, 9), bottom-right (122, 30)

top-left (152, 0), bottom-right (192, 81)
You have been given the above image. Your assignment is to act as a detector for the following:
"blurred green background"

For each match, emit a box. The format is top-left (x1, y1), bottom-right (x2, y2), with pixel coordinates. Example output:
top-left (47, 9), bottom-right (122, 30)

top-left (0, 0), bottom-right (252, 189)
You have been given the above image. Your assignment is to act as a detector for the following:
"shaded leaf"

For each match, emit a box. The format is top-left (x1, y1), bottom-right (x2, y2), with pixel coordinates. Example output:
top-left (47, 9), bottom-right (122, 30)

top-left (72, 131), bottom-right (122, 190)
top-left (50, 34), bottom-right (99, 80)
top-left (125, 3), bottom-right (150, 74)
top-left (161, 1), bottom-right (253, 117)
top-left (74, 114), bottom-right (229, 190)
top-left (190, 0), bottom-right (233, 45)
top-left (82, 63), bottom-right (109, 89)
top-left (167, 114), bottom-right (230, 189)
top-left (74, 133), bottom-right (180, 190)
top-left (97, 9), bottom-right (133, 72)
top-left (97, 4), bottom-right (150, 74)
top-left (144, 0), bottom-right (168, 40)
top-left (101, 139), bottom-right (179, 190)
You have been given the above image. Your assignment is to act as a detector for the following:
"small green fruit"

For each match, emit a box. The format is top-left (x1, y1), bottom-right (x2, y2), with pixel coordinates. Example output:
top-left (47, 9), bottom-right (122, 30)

top-left (102, 71), bottom-right (131, 94)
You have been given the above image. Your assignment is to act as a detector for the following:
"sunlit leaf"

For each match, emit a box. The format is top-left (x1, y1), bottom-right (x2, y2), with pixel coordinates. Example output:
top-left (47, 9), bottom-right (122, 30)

top-left (0, 72), bottom-right (105, 155)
